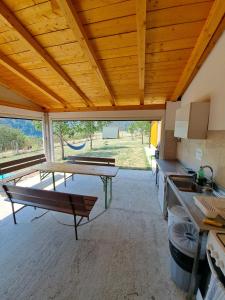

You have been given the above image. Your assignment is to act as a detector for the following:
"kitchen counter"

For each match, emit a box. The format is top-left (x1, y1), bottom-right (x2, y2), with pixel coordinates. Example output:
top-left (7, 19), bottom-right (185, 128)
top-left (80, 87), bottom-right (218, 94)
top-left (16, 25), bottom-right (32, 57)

top-left (167, 176), bottom-right (225, 233)
top-left (155, 159), bottom-right (188, 218)
top-left (155, 159), bottom-right (187, 176)
top-left (166, 174), bottom-right (225, 299)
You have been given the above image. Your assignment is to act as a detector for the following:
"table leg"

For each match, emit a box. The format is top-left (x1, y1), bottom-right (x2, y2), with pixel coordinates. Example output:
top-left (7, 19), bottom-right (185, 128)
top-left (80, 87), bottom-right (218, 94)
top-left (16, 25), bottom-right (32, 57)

top-left (187, 231), bottom-right (205, 300)
top-left (52, 172), bottom-right (56, 191)
top-left (100, 176), bottom-right (111, 209)
top-left (64, 173), bottom-right (66, 187)
top-left (105, 177), bottom-right (108, 209)
top-left (110, 177), bottom-right (112, 203)
top-left (156, 164), bottom-right (159, 185)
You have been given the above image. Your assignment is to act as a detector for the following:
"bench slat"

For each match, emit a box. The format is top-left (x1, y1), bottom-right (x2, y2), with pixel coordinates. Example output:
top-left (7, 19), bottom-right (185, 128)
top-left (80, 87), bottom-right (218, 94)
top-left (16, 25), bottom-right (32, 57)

top-left (68, 156), bottom-right (115, 163)
top-left (9, 199), bottom-right (90, 217)
top-left (5, 185), bottom-right (96, 203)
top-left (67, 156), bottom-right (115, 166)
top-left (68, 161), bottom-right (115, 167)
top-left (2, 169), bottom-right (37, 183)
top-left (1, 158), bottom-right (46, 175)
top-left (3, 185), bottom-right (97, 218)
top-left (0, 154), bottom-right (45, 169)
top-left (7, 193), bottom-right (93, 213)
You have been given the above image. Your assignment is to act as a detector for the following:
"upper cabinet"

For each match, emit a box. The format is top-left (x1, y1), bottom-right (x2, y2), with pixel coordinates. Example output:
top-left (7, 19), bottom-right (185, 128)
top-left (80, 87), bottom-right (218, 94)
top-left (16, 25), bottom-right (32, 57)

top-left (174, 102), bottom-right (210, 139)
top-left (165, 102), bottom-right (181, 130)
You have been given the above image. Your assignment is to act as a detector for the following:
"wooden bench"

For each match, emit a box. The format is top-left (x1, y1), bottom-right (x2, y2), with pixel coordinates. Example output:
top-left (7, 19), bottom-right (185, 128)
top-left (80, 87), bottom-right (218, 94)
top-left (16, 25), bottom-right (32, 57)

top-left (2, 184), bottom-right (98, 240)
top-left (67, 156), bottom-right (115, 166)
top-left (63, 156), bottom-right (116, 186)
top-left (0, 154), bottom-right (46, 184)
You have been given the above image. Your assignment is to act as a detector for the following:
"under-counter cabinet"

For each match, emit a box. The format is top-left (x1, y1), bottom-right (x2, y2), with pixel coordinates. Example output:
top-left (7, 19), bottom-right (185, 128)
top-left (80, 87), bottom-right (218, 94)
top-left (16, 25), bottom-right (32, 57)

top-left (158, 170), bottom-right (167, 216)
top-left (156, 160), bottom-right (186, 218)
top-left (174, 102), bottom-right (210, 139)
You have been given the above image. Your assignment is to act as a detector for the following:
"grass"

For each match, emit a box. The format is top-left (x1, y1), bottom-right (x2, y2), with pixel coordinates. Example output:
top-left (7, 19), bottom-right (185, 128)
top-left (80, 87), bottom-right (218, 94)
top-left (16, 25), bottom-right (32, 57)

top-left (55, 133), bottom-right (151, 169)
top-left (0, 148), bottom-right (44, 164)
top-left (0, 133), bottom-right (151, 170)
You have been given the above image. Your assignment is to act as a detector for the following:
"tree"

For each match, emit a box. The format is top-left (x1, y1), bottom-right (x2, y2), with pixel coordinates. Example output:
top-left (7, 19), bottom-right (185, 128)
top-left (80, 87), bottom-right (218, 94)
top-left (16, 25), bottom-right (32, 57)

top-left (73, 121), bottom-right (111, 149)
top-left (128, 122), bottom-right (136, 140)
top-left (33, 120), bottom-right (76, 160)
top-left (128, 121), bottom-right (151, 144)
top-left (33, 120), bottom-right (111, 158)
top-left (53, 122), bottom-right (71, 160)
top-left (0, 125), bottom-right (27, 152)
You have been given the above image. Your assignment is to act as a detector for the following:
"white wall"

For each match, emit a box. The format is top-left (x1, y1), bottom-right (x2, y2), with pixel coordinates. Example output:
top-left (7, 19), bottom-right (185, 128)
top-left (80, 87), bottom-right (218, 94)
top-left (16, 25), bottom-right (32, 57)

top-left (181, 30), bottom-right (225, 130)
top-left (177, 30), bottom-right (225, 186)
top-left (49, 109), bottom-right (165, 121)
top-left (0, 105), bottom-right (43, 119)
top-left (0, 85), bottom-right (41, 111)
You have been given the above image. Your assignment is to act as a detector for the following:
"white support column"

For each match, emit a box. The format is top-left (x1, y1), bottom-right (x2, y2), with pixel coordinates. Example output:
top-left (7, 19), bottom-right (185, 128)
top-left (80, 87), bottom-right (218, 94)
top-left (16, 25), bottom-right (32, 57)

top-left (42, 113), bottom-right (54, 161)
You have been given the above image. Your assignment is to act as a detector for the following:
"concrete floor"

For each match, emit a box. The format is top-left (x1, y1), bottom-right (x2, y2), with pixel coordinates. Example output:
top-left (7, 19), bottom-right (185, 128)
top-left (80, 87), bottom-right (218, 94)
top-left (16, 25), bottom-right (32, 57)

top-left (0, 170), bottom-right (185, 300)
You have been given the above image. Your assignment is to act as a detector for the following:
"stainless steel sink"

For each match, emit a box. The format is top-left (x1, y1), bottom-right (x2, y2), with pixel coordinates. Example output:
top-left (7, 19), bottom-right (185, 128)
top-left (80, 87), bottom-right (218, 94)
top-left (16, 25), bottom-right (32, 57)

top-left (170, 175), bottom-right (203, 193)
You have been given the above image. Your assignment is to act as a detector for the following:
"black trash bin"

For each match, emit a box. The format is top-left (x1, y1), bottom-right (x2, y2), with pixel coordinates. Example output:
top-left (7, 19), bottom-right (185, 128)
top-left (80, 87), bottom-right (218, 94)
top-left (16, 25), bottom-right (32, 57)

top-left (168, 222), bottom-right (204, 292)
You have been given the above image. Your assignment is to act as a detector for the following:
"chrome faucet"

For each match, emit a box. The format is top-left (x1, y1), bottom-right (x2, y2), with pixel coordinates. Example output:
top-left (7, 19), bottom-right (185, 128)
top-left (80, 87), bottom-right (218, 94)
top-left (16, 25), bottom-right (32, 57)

top-left (201, 165), bottom-right (214, 188)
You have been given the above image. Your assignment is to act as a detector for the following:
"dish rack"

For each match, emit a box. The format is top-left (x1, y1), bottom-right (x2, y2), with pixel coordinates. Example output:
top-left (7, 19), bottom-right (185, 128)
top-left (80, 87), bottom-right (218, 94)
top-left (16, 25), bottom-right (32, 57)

top-left (194, 195), bottom-right (225, 219)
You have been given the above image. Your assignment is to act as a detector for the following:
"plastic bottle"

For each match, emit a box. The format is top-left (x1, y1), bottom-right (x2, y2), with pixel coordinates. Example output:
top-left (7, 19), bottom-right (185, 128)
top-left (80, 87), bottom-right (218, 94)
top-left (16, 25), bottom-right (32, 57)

top-left (197, 166), bottom-right (206, 186)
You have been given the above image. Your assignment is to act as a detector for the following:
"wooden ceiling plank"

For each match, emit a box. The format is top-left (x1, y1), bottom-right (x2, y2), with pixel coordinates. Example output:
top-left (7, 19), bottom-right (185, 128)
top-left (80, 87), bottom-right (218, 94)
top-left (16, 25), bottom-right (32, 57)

top-left (75, 0), bottom-right (123, 12)
top-left (148, 0), bottom-right (212, 11)
top-left (78, 0), bottom-right (135, 25)
top-left (83, 15), bottom-right (136, 39)
top-left (0, 51), bottom-right (70, 109)
top-left (101, 56), bottom-right (138, 70)
top-left (58, 0), bottom-right (116, 106)
top-left (146, 20), bottom-right (205, 43)
top-left (96, 46), bottom-right (137, 60)
top-left (136, 0), bottom-right (147, 105)
top-left (147, 1), bottom-right (213, 29)
top-left (146, 48), bottom-right (192, 63)
top-left (50, 0), bottom-right (61, 15)
top-left (0, 1), bottom-right (93, 107)
top-left (146, 82), bottom-right (177, 89)
top-left (145, 60), bottom-right (187, 71)
top-left (171, 0), bottom-right (225, 100)
top-left (146, 37), bottom-right (197, 53)
top-left (92, 32), bottom-right (137, 51)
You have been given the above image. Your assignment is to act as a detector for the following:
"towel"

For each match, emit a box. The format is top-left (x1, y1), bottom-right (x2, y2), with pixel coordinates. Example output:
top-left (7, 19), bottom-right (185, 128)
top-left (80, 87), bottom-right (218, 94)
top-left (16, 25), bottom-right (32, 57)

top-left (205, 273), bottom-right (225, 300)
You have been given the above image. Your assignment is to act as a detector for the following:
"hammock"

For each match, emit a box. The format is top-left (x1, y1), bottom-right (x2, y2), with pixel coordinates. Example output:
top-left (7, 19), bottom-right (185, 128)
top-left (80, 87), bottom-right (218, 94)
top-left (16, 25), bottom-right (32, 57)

top-left (64, 140), bottom-right (86, 151)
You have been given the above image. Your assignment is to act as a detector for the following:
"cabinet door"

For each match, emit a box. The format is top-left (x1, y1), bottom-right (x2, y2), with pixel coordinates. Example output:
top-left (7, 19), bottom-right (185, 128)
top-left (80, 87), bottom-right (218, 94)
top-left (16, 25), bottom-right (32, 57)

top-left (158, 171), bottom-right (165, 213)
top-left (174, 105), bottom-right (190, 138)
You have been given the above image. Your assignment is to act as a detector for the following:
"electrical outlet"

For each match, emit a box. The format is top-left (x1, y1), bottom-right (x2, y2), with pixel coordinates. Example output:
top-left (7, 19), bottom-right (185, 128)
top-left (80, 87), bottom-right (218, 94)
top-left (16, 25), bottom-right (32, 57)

top-left (196, 148), bottom-right (203, 161)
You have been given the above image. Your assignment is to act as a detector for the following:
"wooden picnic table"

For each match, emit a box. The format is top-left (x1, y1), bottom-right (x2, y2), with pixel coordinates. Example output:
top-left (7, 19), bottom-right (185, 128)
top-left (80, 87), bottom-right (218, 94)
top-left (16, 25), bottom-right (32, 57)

top-left (34, 162), bottom-right (119, 209)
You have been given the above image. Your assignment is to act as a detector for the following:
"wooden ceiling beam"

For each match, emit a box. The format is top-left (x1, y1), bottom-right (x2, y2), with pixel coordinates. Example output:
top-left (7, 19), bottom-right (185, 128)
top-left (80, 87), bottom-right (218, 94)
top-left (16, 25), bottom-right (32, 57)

top-left (58, 0), bottom-right (116, 106)
top-left (171, 0), bottom-right (225, 100)
top-left (0, 51), bottom-right (70, 109)
top-left (136, 0), bottom-right (147, 105)
top-left (0, 1), bottom-right (93, 107)
top-left (50, 104), bottom-right (166, 112)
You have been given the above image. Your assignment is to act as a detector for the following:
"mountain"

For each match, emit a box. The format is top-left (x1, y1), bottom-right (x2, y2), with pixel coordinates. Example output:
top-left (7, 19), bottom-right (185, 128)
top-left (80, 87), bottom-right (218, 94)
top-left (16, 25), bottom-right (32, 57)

top-left (0, 118), bottom-right (42, 137)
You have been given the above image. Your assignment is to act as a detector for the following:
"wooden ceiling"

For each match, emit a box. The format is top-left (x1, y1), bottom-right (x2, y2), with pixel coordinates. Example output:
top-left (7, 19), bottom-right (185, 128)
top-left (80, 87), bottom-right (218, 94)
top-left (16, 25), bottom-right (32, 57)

top-left (0, 0), bottom-right (224, 112)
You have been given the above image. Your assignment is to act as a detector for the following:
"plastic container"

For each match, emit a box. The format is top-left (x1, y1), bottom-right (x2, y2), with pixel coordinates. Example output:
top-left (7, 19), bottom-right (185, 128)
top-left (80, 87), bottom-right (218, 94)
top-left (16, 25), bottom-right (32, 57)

top-left (168, 222), bottom-right (204, 292)
top-left (167, 205), bottom-right (190, 229)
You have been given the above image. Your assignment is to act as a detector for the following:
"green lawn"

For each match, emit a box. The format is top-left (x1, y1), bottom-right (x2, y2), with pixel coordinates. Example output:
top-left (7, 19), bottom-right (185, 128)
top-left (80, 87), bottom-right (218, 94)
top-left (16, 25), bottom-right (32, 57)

top-left (55, 134), bottom-right (151, 169)
top-left (0, 148), bottom-right (44, 164)
top-left (0, 134), bottom-right (151, 170)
